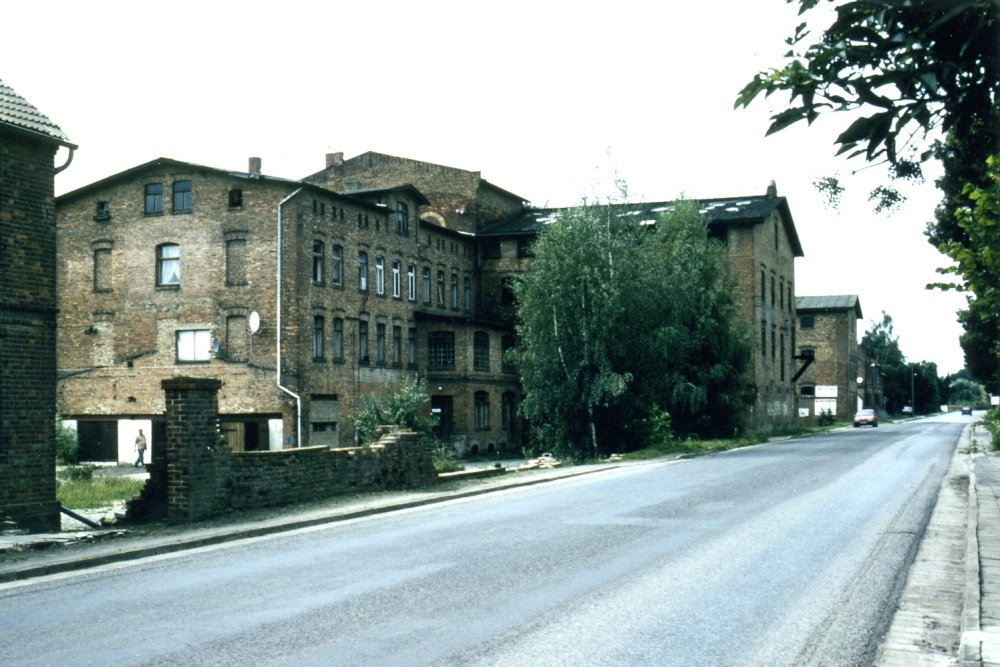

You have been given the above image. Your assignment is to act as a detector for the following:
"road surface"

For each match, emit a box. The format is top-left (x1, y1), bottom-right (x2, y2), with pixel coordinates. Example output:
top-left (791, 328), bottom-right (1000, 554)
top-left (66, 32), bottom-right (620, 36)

top-left (0, 414), bottom-right (967, 666)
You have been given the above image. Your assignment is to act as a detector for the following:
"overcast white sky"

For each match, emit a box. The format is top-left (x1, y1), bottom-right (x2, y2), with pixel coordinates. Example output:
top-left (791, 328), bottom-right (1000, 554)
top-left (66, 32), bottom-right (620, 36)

top-left (2, 0), bottom-right (968, 375)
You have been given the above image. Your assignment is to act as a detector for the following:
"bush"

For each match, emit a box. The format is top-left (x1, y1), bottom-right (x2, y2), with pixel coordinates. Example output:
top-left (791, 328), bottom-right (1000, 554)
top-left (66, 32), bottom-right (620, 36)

top-left (58, 465), bottom-right (95, 481)
top-left (984, 408), bottom-right (1000, 449)
top-left (56, 422), bottom-right (79, 465)
top-left (642, 405), bottom-right (673, 446)
top-left (817, 410), bottom-right (836, 427)
top-left (353, 376), bottom-right (439, 446)
top-left (432, 446), bottom-right (464, 473)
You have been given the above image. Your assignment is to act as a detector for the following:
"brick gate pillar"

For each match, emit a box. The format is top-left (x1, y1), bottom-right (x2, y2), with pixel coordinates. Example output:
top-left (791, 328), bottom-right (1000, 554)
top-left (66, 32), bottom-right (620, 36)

top-left (161, 377), bottom-right (223, 523)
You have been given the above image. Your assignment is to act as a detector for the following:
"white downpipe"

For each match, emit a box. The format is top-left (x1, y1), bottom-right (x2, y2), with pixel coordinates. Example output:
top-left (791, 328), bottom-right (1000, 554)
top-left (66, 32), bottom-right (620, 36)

top-left (277, 188), bottom-right (303, 446)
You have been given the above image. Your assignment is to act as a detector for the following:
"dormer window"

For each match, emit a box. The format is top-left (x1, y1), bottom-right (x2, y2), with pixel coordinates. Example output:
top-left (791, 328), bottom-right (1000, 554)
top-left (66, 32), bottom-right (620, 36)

top-left (396, 202), bottom-right (409, 235)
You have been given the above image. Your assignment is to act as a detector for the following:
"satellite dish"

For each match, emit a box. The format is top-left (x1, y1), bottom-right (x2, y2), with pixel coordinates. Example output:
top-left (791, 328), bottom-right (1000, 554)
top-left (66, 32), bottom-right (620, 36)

top-left (248, 311), bottom-right (260, 334)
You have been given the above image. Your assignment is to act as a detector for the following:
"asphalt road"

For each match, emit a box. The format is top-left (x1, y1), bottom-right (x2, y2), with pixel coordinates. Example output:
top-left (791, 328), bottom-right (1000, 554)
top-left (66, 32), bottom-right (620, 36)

top-left (0, 414), bottom-right (967, 666)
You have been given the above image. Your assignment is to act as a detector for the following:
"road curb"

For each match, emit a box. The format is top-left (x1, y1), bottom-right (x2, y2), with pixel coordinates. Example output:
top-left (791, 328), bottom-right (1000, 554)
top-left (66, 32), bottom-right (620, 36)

top-left (0, 465), bottom-right (615, 584)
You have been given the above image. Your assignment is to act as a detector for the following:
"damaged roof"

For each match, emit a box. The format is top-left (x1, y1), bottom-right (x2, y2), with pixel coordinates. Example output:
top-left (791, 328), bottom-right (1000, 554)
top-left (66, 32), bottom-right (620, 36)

top-left (0, 78), bottom-right (74, 147)
top-left (479, 194), bottom-right (804, 257)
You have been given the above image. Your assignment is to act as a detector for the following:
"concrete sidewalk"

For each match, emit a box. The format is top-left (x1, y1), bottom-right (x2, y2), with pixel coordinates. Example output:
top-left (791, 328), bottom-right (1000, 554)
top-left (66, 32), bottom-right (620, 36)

top-left (875, 419), bottom-right (996, 667)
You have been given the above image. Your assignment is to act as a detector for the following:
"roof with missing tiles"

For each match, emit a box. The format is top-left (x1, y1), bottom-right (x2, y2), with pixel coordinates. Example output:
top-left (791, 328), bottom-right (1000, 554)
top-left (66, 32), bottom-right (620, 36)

top-left (0, 78), bottom-right (73, 146)
top-left (479, 194), bottom-right (804, 257)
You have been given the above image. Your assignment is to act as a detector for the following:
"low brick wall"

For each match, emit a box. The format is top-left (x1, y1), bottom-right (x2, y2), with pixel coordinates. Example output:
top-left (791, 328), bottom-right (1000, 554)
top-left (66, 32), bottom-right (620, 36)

top-left (219, 431), bottom-right (438, 512)
top-left (128, 378), bottom-right (437, 523)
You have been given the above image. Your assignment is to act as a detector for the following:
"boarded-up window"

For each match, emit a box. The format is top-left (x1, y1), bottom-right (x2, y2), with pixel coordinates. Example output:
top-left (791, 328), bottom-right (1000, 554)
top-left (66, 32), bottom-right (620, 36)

top-left (226, 239), bottom-right (247, 285)
top-left (226, 315), bottom-right (248, 362)
top-left (310, 395), bottom-right (339, 447)
top-left (93, 248), bottom-right (112, 292)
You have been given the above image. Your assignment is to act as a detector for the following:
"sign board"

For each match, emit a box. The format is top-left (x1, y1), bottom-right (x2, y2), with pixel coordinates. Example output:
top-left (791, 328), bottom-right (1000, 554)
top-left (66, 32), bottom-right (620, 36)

top-left (815, 398), bottom-right (838, 415)
top-left (993, 395), bottom-right (999, 406)
top-left (815, 385), bottom-right (838, 398)
top-left (798, 408), bottom-right (810, 418)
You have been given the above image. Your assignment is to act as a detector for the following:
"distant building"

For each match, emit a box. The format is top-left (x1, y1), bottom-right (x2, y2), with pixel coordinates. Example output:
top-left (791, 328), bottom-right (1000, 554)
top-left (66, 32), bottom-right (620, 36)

top-left (0, 78), bottom-right (76, 531)
top-left (794, 295), bottom-right (864, 421)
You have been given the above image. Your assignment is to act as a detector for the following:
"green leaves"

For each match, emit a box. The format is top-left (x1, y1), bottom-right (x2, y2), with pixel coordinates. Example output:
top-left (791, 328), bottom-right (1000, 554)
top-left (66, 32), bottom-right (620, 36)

top-left (513, 198), bottom-right (750, 457)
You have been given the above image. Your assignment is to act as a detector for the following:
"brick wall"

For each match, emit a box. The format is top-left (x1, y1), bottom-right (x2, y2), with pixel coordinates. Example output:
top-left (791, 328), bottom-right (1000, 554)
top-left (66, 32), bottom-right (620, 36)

top-left (796, 307), bottom-right (861, 421)
top-left (140, 377), bottom-right (436, 523)
top-left (0, 127), bottom-right (60, 532)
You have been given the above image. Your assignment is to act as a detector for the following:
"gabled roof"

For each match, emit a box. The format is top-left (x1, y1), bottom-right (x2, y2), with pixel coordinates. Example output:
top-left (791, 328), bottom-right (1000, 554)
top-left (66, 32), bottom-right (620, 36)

top-left (0, 78), bottom-right (75, 147)
top-left (56, 157), bottom-right (387, 214)
top-left (478, 195), bottom-right (805, 257)
top-left (796, 295), bottom-right (863, 319)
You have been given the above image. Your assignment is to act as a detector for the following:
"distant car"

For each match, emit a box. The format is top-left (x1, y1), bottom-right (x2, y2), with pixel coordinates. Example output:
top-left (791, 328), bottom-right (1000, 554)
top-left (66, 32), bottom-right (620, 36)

top-left (902, 406), bottom-right (914, 415)
top-left (962, 406), bottom-right (973, 416)
top-left (854, 409), bottom-right (878, 427)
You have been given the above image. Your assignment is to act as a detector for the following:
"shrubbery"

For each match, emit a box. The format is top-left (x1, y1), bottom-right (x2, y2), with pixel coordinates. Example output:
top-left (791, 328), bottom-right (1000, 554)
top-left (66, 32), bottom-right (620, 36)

top-left (56, 422), bottom-right (79, 465)
top-left (353, 376), bottom-right (439, 446)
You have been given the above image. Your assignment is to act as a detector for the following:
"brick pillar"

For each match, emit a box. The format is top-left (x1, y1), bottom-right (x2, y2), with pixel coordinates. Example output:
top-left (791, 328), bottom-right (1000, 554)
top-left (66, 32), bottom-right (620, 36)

top-left (161, 377), bottom-right (223, 523)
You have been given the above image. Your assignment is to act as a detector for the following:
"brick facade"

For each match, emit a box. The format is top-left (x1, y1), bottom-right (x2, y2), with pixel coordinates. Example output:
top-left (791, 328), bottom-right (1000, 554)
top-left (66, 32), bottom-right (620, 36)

top-left (795, 295), bottom-right (863, 421)
top-left (56, 157), bottom-right (523, 459)
top-left (0, 83), bottom-right (73, 532)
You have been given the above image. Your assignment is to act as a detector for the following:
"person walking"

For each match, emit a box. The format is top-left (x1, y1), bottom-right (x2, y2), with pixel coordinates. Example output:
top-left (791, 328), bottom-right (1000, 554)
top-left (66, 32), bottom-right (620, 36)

top-left (134, 429), bottom-right (147, 467)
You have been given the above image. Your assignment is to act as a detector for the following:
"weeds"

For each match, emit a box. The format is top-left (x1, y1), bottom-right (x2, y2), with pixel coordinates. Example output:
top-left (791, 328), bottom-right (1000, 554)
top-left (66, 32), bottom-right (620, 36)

top-left (56, 466), bottom-right (145, 509)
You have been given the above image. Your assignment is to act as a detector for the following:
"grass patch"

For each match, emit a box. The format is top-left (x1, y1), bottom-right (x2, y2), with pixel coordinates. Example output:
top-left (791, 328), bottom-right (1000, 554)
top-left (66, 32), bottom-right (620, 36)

top-left (57, 475), bottom-right (145, 509)
top-left (615, 423), bottom-right (845, 462)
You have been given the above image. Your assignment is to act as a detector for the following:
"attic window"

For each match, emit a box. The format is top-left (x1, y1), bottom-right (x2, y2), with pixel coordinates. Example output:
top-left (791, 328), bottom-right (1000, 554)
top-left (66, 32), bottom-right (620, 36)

top-left (95, 201), bottom-right (111, 221)
top-left (229, 189), bottom-right (243, 208)
top-left (801, 316), bottom-right (815, 329)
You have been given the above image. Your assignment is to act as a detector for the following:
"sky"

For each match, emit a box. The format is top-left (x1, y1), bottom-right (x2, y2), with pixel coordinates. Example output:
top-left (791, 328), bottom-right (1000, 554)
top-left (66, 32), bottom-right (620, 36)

top-left (2, 0), bottom-right (968, 376)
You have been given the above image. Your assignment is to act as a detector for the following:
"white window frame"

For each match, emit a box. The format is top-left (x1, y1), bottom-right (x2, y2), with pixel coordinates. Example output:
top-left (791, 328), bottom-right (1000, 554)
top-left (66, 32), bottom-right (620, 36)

top-left (177, 329), bottom-right (211, 362)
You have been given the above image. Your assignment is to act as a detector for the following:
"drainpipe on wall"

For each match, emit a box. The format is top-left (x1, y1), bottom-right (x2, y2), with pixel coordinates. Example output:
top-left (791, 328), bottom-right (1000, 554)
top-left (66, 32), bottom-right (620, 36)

top-left (277, 187), bottom-right (303, 447)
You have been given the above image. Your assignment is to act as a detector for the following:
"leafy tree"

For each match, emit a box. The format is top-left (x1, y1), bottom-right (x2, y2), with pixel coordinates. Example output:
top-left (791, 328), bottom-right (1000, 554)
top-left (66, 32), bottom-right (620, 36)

top-left (958, 301), bottom-right (1000, 394)
top-left (737, 1), bottom-right (1000, 388)
top-left (512, 198), bottom-right (750, 459)
top-left (55, 421), bottom-right (79, 465)
top-left (353, 376), bottom-right (438, 446)
top-left (949, 377), bottom-right (987, 405)
top-left (735, 0), bottom-right (999, 209)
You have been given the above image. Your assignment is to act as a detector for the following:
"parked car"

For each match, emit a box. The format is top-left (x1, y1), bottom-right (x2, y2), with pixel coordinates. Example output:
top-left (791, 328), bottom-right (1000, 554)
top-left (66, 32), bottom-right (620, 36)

top-left (902, 406), bottom-right (914, 415)
top-left (854, 409), bottom-right (878, 427)
top-left (962, 406), bottom-right (973, 416)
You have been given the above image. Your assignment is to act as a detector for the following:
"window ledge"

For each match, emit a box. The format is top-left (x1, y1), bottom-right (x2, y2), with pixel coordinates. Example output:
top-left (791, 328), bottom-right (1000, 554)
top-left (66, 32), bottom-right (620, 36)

top-left (93, 216), bottom-right (111, 223)
top-left (156, 284), bottom-right (180, 291)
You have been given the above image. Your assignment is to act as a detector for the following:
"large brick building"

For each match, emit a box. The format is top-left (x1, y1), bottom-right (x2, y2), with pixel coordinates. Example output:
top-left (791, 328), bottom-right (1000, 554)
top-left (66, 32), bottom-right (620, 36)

top-left (794, 295), bottom-right (864, 421)
top-left (308, 154), bottom-right (806, 431)
top-left (1, 79), bottom-right (76, 531)
top-left (56, 157), bottom-right (523, 459)
top-left (475, 185), bottom-right (805, 431)
top-left (57, 150), bottom-right (807, 466)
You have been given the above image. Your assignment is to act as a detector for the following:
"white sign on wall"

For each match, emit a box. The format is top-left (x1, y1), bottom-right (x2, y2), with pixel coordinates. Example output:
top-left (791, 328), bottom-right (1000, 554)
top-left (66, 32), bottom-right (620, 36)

top-left (815, 398), bottom-right (838, 415)
top-left (799, 408), bottom-right (810, 418)
top-left (815, 385), bottom-right (838, 398)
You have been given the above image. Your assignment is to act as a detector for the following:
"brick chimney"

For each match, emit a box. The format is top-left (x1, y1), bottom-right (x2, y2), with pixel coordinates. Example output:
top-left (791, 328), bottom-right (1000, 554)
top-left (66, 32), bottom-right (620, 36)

top-left (249, 157), bottom-right (262, 175)
top-left (326, 152), bottom-right (344, 168)
top-left (766, 180), bottom-right (777, 198)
